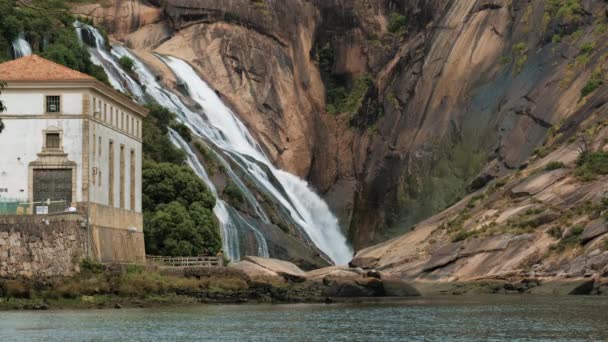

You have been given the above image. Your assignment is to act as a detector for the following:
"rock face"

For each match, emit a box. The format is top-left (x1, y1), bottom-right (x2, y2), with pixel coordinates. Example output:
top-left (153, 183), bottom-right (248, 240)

top-left (91, 0), bottom-right (608, 257)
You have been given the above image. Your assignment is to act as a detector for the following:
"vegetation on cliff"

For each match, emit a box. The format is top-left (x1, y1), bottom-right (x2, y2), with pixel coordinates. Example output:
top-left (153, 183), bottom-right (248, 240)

top-left (142, 104), bottom-right (221, 257)
top-left (0, 0), bottom-right (107, 83)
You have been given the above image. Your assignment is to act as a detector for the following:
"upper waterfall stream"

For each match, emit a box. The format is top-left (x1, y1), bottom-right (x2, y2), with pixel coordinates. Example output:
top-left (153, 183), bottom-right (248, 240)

top-left (75, 24), bottom-right (352, 265)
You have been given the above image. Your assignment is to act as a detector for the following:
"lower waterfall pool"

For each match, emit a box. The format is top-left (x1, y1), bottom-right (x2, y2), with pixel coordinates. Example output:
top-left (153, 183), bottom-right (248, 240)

top-left (1, 295), bottom-right (607, 341)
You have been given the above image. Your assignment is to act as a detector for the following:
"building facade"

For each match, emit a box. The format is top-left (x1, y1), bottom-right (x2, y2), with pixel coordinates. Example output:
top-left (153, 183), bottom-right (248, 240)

top-left (0, 55), bottom-right (148, 262)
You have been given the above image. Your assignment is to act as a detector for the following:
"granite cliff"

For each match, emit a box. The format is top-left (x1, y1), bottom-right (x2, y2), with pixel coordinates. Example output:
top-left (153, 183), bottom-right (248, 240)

top-left (79, 0), bottom-right (608, 278)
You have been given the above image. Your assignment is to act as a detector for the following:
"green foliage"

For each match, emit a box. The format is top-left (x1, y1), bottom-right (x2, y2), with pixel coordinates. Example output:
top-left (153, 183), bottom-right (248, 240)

top-left (580, 70), bottom-right (604, 98)
top-left (545, 161), bottom-right (565, 171)
top-left (511, 42), bottom-right (528, 73)
top-left (544, 0), bottom-right (583, 24)
top-left (551, 225), bottom-right (584, 252)
top-left (0, 0), bottom-right (108, 84)
top-left (171, 122), bottom-right (192, 142)
top-left (388, 12), bottom-right (408, 34)
top-left (79, 258), bottom-right (104, 274)
top-left (223, 181), bottom-right (245, 206)
top-left (145, 201), bottom-right (221, 257)
top-left (580, 42), bottom-right (595, 54)
top-left (142, 160), bottom-right (215, 212)
top-left (118, 56), bottom-right (134, 72)
top-left (142, 160), bottom-right (220, 257)
top-left (143, 104), bottom-right (186, 164)
top-left (327, 75), bottom-right (372, 115)
top-left (547, 226), bottom-right (563, 239)
top-left (575, 151), bottom-right (608, 181)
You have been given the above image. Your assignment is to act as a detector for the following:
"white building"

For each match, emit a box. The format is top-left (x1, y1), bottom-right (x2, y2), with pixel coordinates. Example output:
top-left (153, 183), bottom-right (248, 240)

top-left (0, 55), bottom-right (148, 262)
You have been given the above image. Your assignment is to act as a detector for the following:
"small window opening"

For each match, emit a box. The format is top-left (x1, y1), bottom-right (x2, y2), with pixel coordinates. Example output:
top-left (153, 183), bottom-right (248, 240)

top-left (46, 96), bottom-right (60, 113)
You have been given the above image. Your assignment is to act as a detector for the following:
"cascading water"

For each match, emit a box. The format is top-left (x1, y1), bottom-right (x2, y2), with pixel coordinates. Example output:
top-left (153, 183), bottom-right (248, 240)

top-left (169, 130), bottom-right (269, 260)
top-left (161, 57), bottom-right (352, 265)
top-left (75, 24), bottom-right (353, 265)
top-left (11, 33), bottom-right (32, 59)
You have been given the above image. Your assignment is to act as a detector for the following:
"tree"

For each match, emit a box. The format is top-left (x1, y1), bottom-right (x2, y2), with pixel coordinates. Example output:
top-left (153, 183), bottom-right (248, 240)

top-left (143, 104), bottom-right (187, 164)
top-left (145, 201), bottom-right (221, 257)
top-left (142, 160), bottom-right (220, 256)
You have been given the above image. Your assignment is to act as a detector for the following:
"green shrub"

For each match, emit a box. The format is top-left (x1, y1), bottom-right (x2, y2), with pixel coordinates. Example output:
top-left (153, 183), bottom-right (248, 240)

top-left (171, 122), bottom-right (192, 142)
top-left (547, 226), bottom-right (563, 239)
top-left (580, 42), bottom-right (595, 54)
top-left (223, 181), bottom-right (245, 206)
top-left (80, 258), bottom-right (104, 274)
top-left (580, 72), bottom-right (604, 98)
top-left (118, 56), bottom-right (134, 72)
top-left (388, 13), bottom-right (408, 34)
top-left (575, 151), bottom-right (608, 181)
top-left (545, 161), bottom-right (565, 171)
top-left (143, 104), bottom-right (186, 164)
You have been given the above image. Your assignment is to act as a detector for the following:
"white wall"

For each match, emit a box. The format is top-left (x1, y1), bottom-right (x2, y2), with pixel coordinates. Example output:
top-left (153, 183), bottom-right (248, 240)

top-left (0, 118), bottom-right (83, 202)
top-left (88, 120), bottom-right (142, 213)
top-left (1, 90), bottom-right (82, 115)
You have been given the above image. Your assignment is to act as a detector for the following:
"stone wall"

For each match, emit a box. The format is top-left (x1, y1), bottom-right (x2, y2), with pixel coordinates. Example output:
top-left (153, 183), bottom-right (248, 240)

top-left (0, 213), bottom-right (88, 278)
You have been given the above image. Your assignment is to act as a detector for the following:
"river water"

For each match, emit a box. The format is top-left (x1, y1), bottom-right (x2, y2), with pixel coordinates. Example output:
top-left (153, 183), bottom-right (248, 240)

top-left (1, 296), bottom-right (607, 341)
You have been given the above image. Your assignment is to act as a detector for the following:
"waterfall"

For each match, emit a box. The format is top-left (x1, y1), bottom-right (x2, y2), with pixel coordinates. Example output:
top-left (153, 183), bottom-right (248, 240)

top-left (169, 131), bottom-right (269, 260)
top-left (75, 24), bottom-right (352, 265)
top-left (12, 33), bottom-right (32, 59)
top-left (162, 57), bottom-right (352, 265)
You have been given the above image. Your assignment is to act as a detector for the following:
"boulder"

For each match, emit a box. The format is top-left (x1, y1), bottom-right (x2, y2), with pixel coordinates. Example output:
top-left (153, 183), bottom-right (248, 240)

top-left (323, 279), bottom-right (377, 297)
top-left (322, 276), bottom-right (385, 297)
top-left (306, 266), bottom-right (348, 281)
top-left (349, 256), bottom-right (379, 269)
top-left (229, 260), bottom-right (285, 284)
top-left (511, 169), bottom-right (567, 197)
top-left (322, 270), bottom-right (363, 284)
top-left (381, 279), bottom-right (421, 297)
top-left (580, 219), bottom-right (608, 244)
top-left (243, 256), bottom-right (307, 282)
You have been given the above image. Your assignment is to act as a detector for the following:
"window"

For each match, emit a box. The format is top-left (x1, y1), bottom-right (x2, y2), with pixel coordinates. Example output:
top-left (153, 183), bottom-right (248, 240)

top-left (110, 107), bottom-right (114, 125)
top-left (98, 136), bottom-right (102, 156)
top-left (45, 133), bottom-right (60, 149)
top-left (126, 115), bottom-right (130, 134)
top-left (130, 150), bottom-right (136, 211)
top-left (46, 96), bottom-right (60, 113)
top-left (120, 145), bottom-right (125, 209)
top-left (109, 141), bottom-right (114, 207)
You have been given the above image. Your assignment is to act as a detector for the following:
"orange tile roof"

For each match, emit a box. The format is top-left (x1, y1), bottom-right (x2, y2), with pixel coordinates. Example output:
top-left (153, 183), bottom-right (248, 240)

top-left (0, 54), bottom-right (95, 82)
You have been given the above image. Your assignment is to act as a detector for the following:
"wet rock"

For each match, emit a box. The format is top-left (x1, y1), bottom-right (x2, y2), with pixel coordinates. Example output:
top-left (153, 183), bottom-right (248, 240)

top-left (381, 279), bottom-right (421, 297)
top-left (568, 280), bottom-right (596, 295)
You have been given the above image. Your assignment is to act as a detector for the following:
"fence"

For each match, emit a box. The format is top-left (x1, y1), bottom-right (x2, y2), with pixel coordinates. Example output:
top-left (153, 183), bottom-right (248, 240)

top-left (0, 199), bottom-right (70, 215)
top-left (146, 255), bottom-right (223, 268)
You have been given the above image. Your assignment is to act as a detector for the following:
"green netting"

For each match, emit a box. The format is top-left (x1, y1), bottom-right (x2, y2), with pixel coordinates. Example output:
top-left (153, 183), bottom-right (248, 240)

top-left (0, 200), bottom-right (28, 215)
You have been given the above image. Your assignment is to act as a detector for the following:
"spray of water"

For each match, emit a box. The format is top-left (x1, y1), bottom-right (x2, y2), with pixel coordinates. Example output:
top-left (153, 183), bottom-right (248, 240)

top-left (12, 33), bottom-right (32, 59)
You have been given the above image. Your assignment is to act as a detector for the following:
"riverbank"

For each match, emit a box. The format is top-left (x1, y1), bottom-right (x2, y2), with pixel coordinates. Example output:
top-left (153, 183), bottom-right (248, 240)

top-left (2, 275), bottom-right (606, 311)
top-left (2, 256), bottom-right (606, 311)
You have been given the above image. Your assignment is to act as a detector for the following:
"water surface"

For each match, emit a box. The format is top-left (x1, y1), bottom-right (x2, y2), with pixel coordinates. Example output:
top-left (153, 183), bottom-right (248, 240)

top-left (1, 296), bottom-right (607, 341)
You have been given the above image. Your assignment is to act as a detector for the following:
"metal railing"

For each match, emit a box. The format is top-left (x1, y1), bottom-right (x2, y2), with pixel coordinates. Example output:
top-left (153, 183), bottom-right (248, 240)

top-left (146, 255), bottom-right (223, 268)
